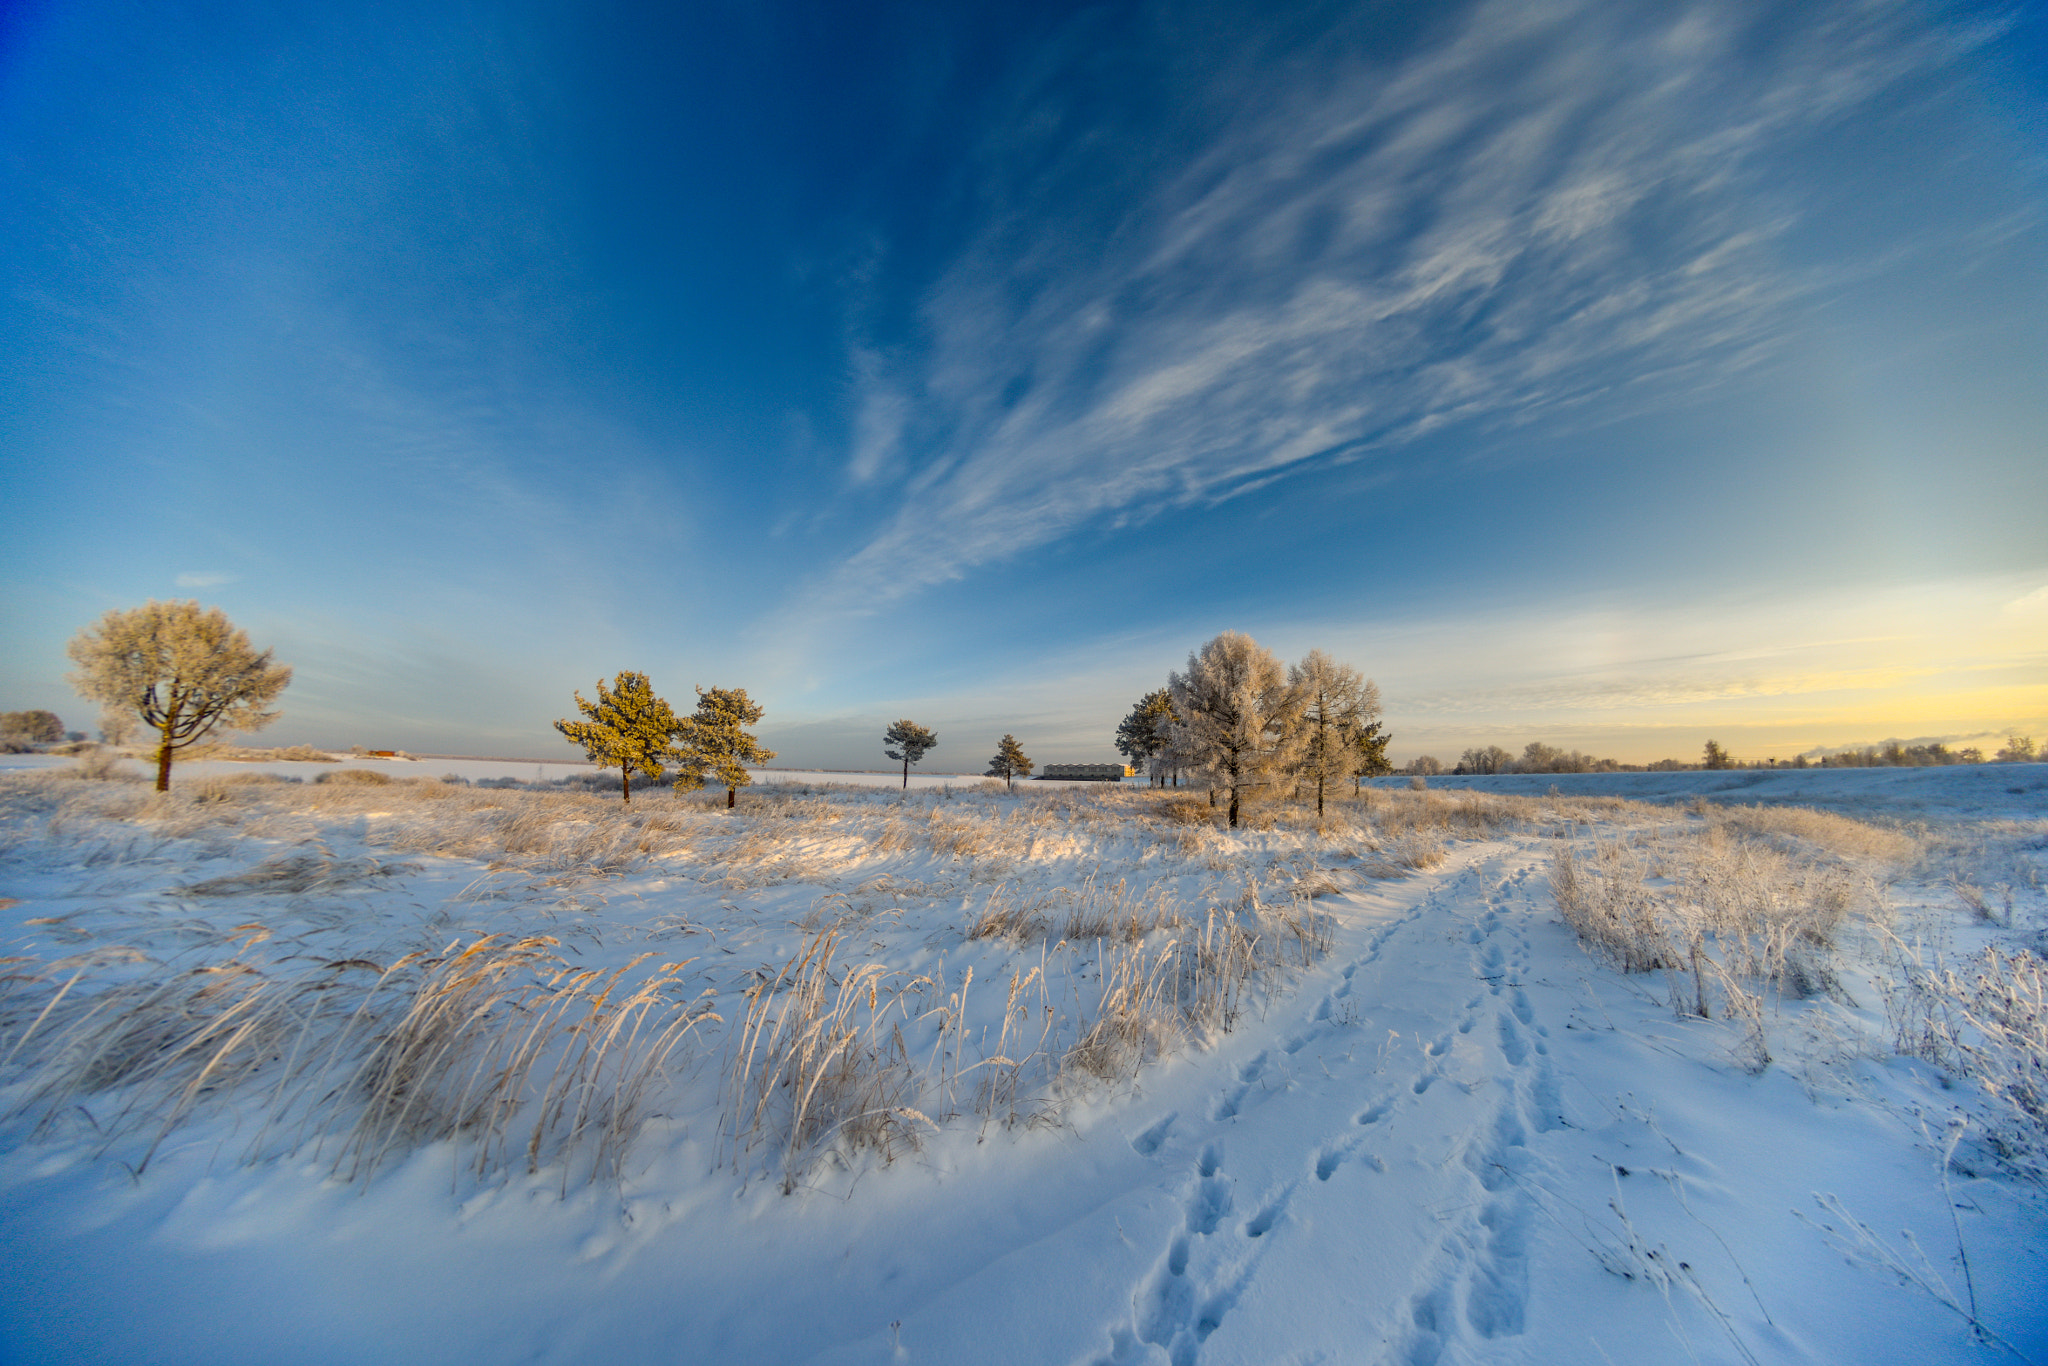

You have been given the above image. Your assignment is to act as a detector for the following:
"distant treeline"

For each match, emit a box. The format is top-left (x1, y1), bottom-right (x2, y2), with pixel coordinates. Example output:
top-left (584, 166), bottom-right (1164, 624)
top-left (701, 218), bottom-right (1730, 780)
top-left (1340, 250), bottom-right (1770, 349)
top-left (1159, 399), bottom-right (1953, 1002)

top-left (1403, 734), bottom-right (2041, 776)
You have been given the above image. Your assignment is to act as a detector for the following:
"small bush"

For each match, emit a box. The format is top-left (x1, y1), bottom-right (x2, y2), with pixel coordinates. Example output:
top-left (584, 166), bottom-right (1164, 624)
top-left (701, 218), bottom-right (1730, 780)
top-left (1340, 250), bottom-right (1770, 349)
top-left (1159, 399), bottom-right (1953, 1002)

top-left (66, 751), bottom-right (134, 782)
top-left (1883, 937), bottom-right (2048, 1180)
top-left (1157, 797), bottom-right (1218, 826)
top-left (314, 768), bottom-right (394, 786)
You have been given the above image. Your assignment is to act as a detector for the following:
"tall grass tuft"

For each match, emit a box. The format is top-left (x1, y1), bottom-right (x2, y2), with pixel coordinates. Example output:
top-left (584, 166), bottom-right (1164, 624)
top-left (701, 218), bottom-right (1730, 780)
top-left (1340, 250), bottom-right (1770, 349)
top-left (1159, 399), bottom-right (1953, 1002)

top-left (723, 928), bottom-right (936, 1192)
top-left (0, 931), bottom-right (718, 1189)
top-left (1881, 934), bottom-right (2048, 1180)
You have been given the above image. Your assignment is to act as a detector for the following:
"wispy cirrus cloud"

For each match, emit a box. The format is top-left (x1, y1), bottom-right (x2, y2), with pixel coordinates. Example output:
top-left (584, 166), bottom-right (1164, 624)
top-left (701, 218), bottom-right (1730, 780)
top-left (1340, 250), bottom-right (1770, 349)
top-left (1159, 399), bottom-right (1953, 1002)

top-left (813, 0), bottom-right (1957, 611)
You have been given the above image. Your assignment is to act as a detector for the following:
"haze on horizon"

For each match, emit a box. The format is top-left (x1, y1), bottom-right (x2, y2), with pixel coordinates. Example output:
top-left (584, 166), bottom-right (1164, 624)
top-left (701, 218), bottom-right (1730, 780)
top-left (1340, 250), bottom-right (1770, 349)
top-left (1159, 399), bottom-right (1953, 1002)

top-left (3, 0), bottom-right (2043, 771)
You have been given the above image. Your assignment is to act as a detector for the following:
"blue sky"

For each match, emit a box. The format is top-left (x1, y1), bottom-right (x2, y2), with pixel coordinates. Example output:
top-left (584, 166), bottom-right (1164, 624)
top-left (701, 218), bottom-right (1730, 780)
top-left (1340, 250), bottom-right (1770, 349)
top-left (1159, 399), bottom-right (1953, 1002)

top-left (3, 0), bottom-right (2044, 769)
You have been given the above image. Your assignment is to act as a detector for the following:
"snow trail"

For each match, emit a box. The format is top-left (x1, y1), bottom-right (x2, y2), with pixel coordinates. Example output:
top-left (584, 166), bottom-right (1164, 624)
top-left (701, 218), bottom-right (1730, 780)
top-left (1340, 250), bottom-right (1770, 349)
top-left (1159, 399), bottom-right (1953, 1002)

top-left (3, 768), bottom-right (2044, 1364)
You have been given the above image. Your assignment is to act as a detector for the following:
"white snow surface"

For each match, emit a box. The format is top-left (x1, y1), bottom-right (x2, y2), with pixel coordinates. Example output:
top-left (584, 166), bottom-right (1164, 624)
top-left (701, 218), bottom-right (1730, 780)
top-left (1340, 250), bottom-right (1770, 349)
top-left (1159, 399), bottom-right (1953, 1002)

top-left (0, 763), bottom-right (2043, 1365)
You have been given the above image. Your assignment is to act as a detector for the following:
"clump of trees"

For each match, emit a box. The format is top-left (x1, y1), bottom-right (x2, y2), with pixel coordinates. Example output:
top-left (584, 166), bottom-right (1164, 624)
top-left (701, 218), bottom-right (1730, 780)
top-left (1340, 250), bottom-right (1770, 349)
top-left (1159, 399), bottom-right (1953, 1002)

top-left (67, 602), bottom-right (292, 792)
top-left (1805, 735), bottom-right (2035, 767)
top-left (884, 720), bottom-right (937, 789)
top-left (985, 734), bottom-right (1033, 791)
top-left (1447, 742), bottom-right (1626, 775)
top-left (0, 710), bottom-right (66, 746)
top-left (556, 673), bottom-right (776, 806)
top-left (1118, 632), bottom-right (1389, 828)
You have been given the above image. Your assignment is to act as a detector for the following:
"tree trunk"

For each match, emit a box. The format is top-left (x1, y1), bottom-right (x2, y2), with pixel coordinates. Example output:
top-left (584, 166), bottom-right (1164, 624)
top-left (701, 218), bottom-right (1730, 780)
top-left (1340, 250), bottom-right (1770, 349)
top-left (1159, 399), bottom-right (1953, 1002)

top-left (727, 785), bottom-right (735, 808)
top-left (1228, 785), bottom-right (1240, 829)
top-left (622, 768), bottom-right (631, 804)
top-left (155, 736), bottom-right (173, 792)
top-left (1316, 773), bottom-right (1325, 818)
top-left (902, 757), bottom-right (910, 789)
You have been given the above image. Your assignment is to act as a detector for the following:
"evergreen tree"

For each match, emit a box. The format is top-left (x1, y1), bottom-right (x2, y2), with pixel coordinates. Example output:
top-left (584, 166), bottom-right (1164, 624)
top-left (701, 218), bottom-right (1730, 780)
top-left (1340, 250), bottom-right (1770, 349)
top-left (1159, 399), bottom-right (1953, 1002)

top-left (1115, 689), bottom-right (1177, 786)
top-left (673, 686), bottom-right (776, 807)
top-left (1352, 718), bottom-right (1393, 793)
top-left (554, 671), bottom-right (682, 804)
top-left (66, 601), bottom-right (292, 792)
top-left (884, 719), bottom-right (937, 789)
top-left (985, 734), bottom-right (1033, 791)
top-left (1169, 631), bottom-right (1299, 828)
top-left (1702, 738), bottom-right (1731, 770)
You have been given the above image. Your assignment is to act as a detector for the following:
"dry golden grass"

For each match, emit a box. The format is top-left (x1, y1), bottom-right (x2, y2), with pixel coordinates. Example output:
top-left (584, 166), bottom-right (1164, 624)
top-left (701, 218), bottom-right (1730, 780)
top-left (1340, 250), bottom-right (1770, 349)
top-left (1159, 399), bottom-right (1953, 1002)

top-left (1549, 815), bottom-right (1900, 1069)
top-left (12, 765), bottom-right (2012, 1193)
top-left (0, 927), bottom-right (718, 1187)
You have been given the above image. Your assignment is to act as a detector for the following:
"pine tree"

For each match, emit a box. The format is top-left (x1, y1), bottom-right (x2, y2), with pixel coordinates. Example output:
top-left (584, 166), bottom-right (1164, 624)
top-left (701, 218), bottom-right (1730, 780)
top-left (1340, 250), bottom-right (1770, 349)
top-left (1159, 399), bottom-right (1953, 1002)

top-left (884, 719), bottom-right (937, 789)
top-left (1115, 689), bottom-right (1177, 786)
top-left (66, 601), bottom-right (292, 792)
top-left (985, 734), bottom-right (1033, 791)
top-left (554, 671), bottom-right (682, 804)
top-left (1169, 631), bottom-right (1299, 829)
top-left (1702, 739), bottom-right (1731, 770)
top-left (1351, 718), bottom-right (1393, 793)
top-left (672, 686), bottom-right (776, 807)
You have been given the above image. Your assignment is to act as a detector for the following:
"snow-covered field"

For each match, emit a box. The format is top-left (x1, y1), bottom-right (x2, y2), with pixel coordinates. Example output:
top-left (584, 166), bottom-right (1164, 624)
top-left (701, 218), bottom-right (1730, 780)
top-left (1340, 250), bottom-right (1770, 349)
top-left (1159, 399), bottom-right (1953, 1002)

top-left (0, 762), bottom-right (2042, 1365)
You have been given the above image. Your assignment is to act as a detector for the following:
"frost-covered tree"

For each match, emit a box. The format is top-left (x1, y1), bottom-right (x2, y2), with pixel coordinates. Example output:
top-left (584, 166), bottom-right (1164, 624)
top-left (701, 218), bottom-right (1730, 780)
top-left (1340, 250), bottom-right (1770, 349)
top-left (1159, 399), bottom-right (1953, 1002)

top-left (1405, 754), bottom-right (1442, 777)
top-left (985, 734), bottom-right (1033, 791)
top-left (66, 601), bottom-right (292, 792)
top-left (1457, 745), bottom-right (1512, 775)
top-left (1288, 650), bottom-right (1372, 818)
top-left (1169, 631), bottom-right (1298, 829)
top-left (1996, 734), bottom-right (2038, 763)
top-left (1702, 739), bottom-right (1732, 770)
top-left (554, 671), bottom-right (683, 804)
top-left (673, 686), bottom-right (776, 808)
top-left (884, 719), bottom-right (937, 789)
top-left (1115, 689), bottom-right (1177, 786)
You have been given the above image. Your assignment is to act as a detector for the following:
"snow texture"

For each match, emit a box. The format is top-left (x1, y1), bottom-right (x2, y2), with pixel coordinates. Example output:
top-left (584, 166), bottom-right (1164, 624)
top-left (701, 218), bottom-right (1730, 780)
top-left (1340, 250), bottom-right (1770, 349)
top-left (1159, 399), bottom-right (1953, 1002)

top-left (0, 760), bottom-right (2043, 1365)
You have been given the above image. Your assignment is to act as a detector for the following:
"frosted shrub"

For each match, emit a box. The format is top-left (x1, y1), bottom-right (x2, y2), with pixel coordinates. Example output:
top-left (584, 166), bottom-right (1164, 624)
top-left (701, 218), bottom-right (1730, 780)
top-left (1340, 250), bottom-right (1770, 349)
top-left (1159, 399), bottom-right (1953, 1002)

top-left (1882, 938), bottom-right (2048, 1180)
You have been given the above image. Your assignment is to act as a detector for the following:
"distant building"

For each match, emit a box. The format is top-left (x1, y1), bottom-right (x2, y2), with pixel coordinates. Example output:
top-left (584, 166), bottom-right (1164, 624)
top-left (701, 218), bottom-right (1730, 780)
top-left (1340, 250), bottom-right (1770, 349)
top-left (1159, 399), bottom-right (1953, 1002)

top-left (1038, 763), bottom-right (1132, 782)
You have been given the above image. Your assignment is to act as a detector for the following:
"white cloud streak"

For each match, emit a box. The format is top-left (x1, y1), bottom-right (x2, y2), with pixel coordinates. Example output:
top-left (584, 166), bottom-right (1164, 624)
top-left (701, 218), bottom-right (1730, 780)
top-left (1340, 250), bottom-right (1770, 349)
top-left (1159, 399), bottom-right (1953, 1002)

top-left (810, 0), bottom-right (1953, 612)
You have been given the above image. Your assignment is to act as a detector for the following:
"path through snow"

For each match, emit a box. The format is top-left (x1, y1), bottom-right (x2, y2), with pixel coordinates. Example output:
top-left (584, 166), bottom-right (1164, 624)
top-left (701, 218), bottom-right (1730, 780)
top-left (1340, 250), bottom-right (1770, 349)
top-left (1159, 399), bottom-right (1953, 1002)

top-left (1, 807), bottom-right (2043, 1365)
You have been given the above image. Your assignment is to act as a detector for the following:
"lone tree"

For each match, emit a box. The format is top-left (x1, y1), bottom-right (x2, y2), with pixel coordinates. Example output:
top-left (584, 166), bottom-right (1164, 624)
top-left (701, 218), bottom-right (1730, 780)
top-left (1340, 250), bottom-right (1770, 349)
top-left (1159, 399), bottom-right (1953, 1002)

top-left (1115, 689), bottom-right (1177, 787)
top-left (883, 719), bottom-right (937, 789)
top-left (1702, 738), bottom-right (1732, 771)
top-left (1289, 650), bottom-right (1371, 818)
top-left (985, 734), bottom-right (1033, 791)
top-left (1169, 631), bottom-right (1299, 828)
top-left (67, 601), bottom-right (292, 792)
top-left (554, 671), bottom-right (683, 803)
top-left (672, 686), bottom-right (776, 808)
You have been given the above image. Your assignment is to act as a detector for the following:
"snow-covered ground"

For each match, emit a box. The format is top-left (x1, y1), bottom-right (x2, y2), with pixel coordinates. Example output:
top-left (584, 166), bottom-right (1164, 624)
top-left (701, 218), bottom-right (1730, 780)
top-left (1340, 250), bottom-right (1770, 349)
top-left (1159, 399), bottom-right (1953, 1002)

top-left (0, 763), bottom-right (2042, 1364)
